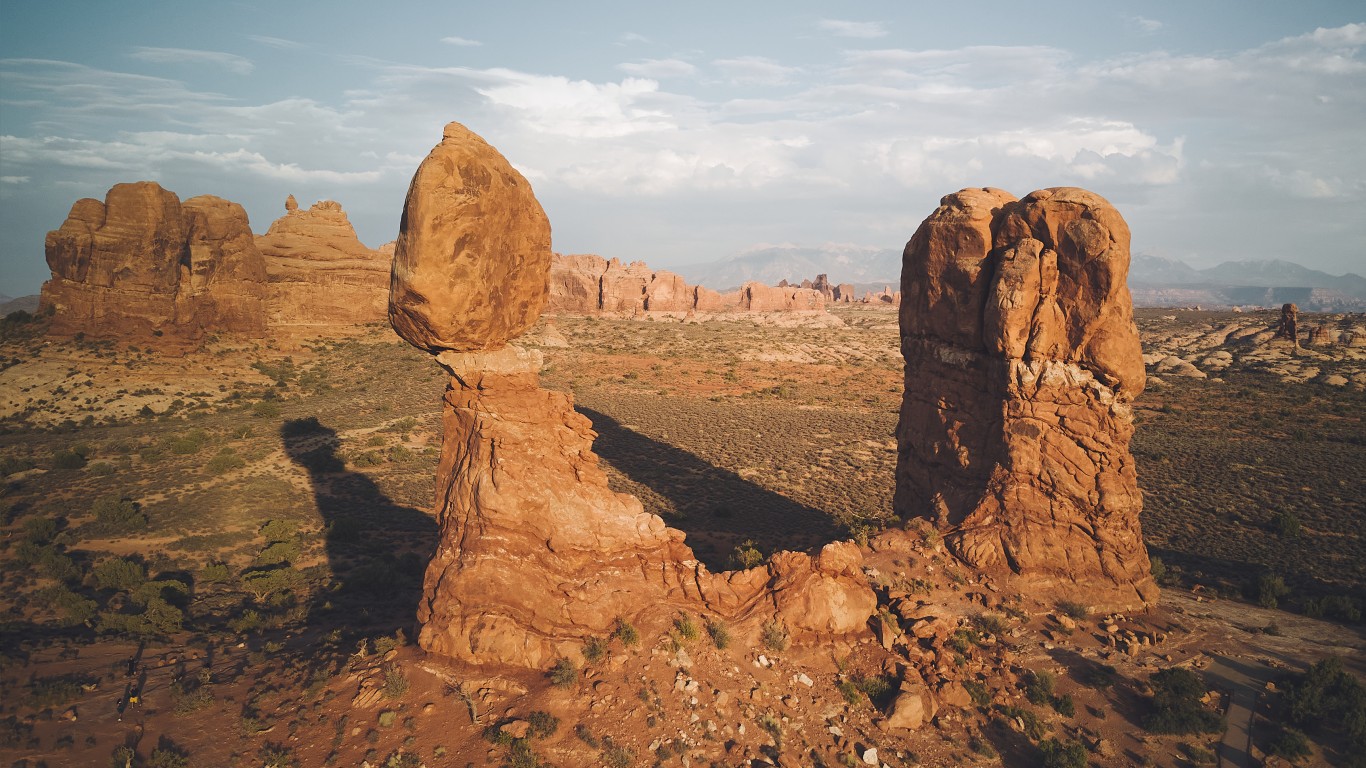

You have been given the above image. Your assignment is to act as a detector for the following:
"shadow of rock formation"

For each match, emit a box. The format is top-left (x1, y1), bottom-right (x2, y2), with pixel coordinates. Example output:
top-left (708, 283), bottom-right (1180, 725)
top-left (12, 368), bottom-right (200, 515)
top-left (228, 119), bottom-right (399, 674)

top-left (280, 417), bottom-right (437, 639)
top-left (577, 405), bottom-right (842, 572)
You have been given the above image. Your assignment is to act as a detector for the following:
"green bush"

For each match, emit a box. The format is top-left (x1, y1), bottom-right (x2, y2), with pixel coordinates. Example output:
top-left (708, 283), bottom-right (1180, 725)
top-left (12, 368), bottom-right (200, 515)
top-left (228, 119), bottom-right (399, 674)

top-left (674, 614), bottom-right (698, 641)
top-left (206, 448), bottom-right (245, 475)
top-left (1273, 510), bottom-right (1301, 538)
top-left (1303, 594), bottom-right (1362, 623)
top-left (1144, 668), bottom-right (1224, 735)
top-left (705, 618), bottom-right (731, 649)
top-left (731, 539), bottom-right (764, 569)
top-left (583, 636), bottom-right (607, 663)
top-left (252, 400), bottom-right (281, 418)
top-left (0, 455), bottom-right (35, 476)
top-left (93, 557), bottom-right (147, 591)
top-left (1024, 670), bottom-right (1056, 705)
top-left (41, 585), bottom-right (98, 626)
top-left (1038, 738), bottom-right (1087, 768)
top-left (50, 448), bottom-right (88, 470)
top-left (1056, 600), bottom-right (1089, 620)
top-left (1256, 573), bottom-right (1291, 609)
top-left (255, 539), bottom-right (300, 566)
top-left (611, 617), bottom-right (639, 647)
top-left (761, 620), bottom-right (788, 652)
top-left (91, 495), bottom-right (147, 533)
top-left (527, 710), bottom-right (559, 738)
top-left (1266, 726), bottom-right (1313, 760)
top-left (165, 429), bottom-right (209, 455)
top-left (548, 658), bottom-right (578, 689)
top-left (1281, 657), bottom-right (1366, 755)
top-left (200, 562), bottom-right (231, 583)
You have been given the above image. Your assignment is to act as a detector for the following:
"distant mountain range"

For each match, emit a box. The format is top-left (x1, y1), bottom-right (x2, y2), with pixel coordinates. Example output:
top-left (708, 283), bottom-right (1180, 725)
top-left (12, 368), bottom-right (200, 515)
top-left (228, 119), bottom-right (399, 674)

top-left (0, 293), bottom-right (40, 315)
top-left (679, 246), bottom-right (1365, 311)
top-left (1130, 256), bottom-right (1366, 311)
top-left (678, 245), bottom-right (902, 291)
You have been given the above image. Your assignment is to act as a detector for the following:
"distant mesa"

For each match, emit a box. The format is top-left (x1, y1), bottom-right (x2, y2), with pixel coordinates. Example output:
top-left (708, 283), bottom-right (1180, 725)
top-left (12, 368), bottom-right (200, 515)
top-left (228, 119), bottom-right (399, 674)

top-left (547, 255), bottom-right (898, 315)
top-left (39, 182), bottom-right (389, 345)
top-left (896, 187), bottom-right (1156, 610)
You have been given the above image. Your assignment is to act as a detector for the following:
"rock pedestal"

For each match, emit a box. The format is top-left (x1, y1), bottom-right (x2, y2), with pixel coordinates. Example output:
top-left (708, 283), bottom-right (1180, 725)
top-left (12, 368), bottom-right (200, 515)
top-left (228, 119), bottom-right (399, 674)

top-left (1273, 302), bottom-right (1300, 346)
top-left (394, 122), bottom-right (875, 668)
top-left (895, 187), bottom-right (1156, 609)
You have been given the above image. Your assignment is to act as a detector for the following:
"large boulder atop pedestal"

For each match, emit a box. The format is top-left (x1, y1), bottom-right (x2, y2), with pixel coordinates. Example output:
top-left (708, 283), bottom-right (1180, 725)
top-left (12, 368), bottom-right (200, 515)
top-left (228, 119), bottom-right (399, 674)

top-left (895, 187), bottom-right (1155, 609)
top-left (389, 121), bottom-right (552, 352)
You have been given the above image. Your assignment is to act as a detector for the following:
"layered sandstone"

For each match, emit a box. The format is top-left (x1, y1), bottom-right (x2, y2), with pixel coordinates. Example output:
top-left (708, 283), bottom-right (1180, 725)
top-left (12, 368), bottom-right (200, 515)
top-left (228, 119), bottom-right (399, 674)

top-left (40, 182), bottom-right (268, 342)
top-left (895, 187), bottom-right (1156, 608)
top-left (394, 122), bottom-right (874, 668)
top-left (256, 198), bottom-right (390, 330)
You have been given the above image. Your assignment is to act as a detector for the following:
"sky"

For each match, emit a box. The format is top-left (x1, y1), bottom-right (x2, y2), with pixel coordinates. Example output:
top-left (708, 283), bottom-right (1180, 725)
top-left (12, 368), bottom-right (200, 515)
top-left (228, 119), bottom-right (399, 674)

top-left (1, 1), bottom-right (1364, 296)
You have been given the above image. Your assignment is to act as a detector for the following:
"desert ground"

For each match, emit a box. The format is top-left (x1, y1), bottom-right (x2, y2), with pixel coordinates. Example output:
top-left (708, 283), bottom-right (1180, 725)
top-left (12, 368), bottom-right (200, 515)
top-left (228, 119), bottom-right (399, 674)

top-left (0, 305), bottom-right (1363, 767)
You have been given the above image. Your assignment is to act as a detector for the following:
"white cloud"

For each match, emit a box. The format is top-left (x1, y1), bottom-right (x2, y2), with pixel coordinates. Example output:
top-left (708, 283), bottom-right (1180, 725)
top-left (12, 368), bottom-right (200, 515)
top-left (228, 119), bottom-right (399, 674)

top-left (248, 35), bottom-right (305, 50)
top-left (618, 58), bottom-right (697, 78)
top-left (818, 19), bottom-right (888, 39)
top-left (713, 56), bottom-right (801, 86)
top-left (475, 70), bottom-right (675, 138)
top-left (129, 47), bottom-right (254, 75)
top-left (1, 176), bottom-right (30, 184)
top-left (440, 36), bottom-right (482, 47)
top-left (1127, 16), bottom-right (1163, 33)
top-left (618, 32), bottom-right (650, 45)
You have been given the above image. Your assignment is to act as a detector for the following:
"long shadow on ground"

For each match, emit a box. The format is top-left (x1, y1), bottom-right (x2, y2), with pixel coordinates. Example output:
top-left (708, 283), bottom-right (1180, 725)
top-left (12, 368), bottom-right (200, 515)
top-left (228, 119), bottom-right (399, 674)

top-left (577, 406), bottom-right (842, 573)
top-left (281, 418), bottom-right (437, 641)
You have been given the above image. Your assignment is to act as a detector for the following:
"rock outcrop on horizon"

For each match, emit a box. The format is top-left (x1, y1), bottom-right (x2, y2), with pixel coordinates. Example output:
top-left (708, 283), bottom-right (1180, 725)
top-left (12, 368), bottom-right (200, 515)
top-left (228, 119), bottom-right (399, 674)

top-left (895, 187), bottom-right (1156, 609)
top-left (40, 182), bottom-right (268, 343)
top-left (256, 198), bottom-right (390, 331)
top-left (393, 122), bottom-right (875, 668)
top-left (1273, 302), bottom-right (1300, 346)
top-left (547, 254), bottom-right (831, 315)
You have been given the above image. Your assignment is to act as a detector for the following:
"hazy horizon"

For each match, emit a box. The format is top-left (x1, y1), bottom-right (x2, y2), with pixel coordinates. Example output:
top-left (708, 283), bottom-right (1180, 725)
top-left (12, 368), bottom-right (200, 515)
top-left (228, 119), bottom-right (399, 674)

top-left (2, 2), bottom-right (1363, 296)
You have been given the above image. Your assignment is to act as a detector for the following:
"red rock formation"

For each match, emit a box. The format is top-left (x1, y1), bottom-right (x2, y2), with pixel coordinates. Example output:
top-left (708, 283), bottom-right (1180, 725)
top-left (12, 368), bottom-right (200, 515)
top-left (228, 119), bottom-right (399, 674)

top-left (895, 187), bottom-right (1155, 609)
top-left (546, 253), bottom-right (607, 313)
top-left (739, 282), bottom-right (826, 311)
top-left (834, 283), bottom-right (855, 303)
top-left (40, 181), bottom-right (267, 343)
top-left (390, 122), bottom-right (552, 352)
top-left (256, 198), bottom-right (390, 332)
top-left (1272, 302), bottom-right (1300, 346)
top-left (393, 122), bottom-right (874, 668)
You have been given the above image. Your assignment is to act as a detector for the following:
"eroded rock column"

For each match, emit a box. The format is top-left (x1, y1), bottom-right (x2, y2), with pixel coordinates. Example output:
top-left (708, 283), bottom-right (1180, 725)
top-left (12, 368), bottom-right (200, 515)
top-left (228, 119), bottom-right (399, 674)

top-left (392, 122), bottom-right (874, 668)
top-left (895, 187), bottom-right (1157, 609)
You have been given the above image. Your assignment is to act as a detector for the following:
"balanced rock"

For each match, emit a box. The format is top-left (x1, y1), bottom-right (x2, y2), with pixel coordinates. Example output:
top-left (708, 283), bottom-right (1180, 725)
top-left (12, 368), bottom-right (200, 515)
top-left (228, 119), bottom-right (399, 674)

top-left (41, 182), bottom-right (267, 342)
top-left (1272, 302), bottom-right (1300, 346)
top-left (394, 122), bottom-right (874, 668)
top-left (895, 187), bottom-right (1156, 609)
top-left (256, 198), bottom-right (390, 331)
top-left (389, 121), bottom-right (551, 352)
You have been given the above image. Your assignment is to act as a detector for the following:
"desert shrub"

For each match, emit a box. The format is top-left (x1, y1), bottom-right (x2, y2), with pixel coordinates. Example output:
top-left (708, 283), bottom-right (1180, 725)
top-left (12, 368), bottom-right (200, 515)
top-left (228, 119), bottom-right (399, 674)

top-left (1179, 742), bottom-right (1216, 765)
top-left (259, 743), bottom-right (297, 768)
top-left (1256, 572), bottom-right (1291, 609)
top-left (91, 494), bottom-right (147, 533)
top-left (252, 400), bottom-right (281, 418)
top-left (853, 674), bottom-right (897, 708)
top-left (171, 676), bottom-right (214, 714)
top-left (50, 447), bottom-right (88, 470)
top-left (93, 556), bottom-right (146, 591)
top-left (964, 679), bottom-right (992, 708)
top-left (527, 710), bottom-right (559, 738)
top-left (1144, 668), bottom-right (1224, 735)
top-left (0, 455), bottom-right (35, 476)
top-left (548, 658), bottom-right (578, 689)
top-left (583, 636), bottom-right (607, 663)
top-left (1024, 670), bottom-right (1055, 706)
top-left (29, 673), bottom-right (91, 707)
top-left (206, 448), bottom-right (245, 475)
top-left (1280, 657), bottom-right (1366, 755)
top-left (974, 612), bottom-right (1008, 635)
top-left (255, 539), bottom-right (300, 566)
top-left (731, 539), bottom-right (764, 569)
top-left (611, 617), bottom-right (639, 647)
top-left (381, 664), bottom-right (409, 700)
top-left (1265, 726), bottom-right (1313, 760)
top-left (1056, 600), bottom-right (1089, 620)
top-left (165, 429), bottom-right (209, 455)
top-left (761, 620), bottom-right (789, 652)
top-left (42, 584), bottom-right (98, 626)
top-left (148, 741), bottom-right (190, 768)
top-left (20, 542), bottom-right (81, 583)
top-left (88, 461), bottom-right (116, 476)
top-left (228, 609), bottom-right (265, 634)
top-left (601, 738), bottom-right (635, 768)
top-left (23, 516), bottom-right (58, 543)
top-left (1273, 510), bottom-right (1301, 538)
top-left (110, 746), bottom-right (136, 767)
top-left (705, 618), bottom-right (731, 649)
top-left (1303, 594), bottom-right (1362, 623)
top-left (241, 566), bottom-right (303, 602)
top-left (383, 751), bottom-right (422, 768)
top-left (673, 614), bottom-right (698, 641)
top-left (1038, 738), bottom-right (1087, 768)
top-left (1052, 693), bottom-right (1075, 717)
top-left (200, 562), bottom-right (231, 583)
top-left (1001, 705), bottom-right (1047, 741)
